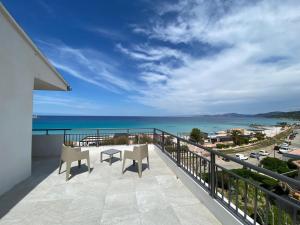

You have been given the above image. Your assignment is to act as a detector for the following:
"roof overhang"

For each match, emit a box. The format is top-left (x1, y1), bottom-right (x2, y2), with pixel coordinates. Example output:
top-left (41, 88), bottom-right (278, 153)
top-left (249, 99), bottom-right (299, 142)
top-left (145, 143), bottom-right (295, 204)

top-left (0, 2), bottom-right (71, 91)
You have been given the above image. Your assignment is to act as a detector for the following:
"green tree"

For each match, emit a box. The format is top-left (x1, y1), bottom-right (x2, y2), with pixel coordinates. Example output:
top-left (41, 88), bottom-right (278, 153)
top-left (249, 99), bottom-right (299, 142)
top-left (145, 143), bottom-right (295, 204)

top-left (190, 128), bottom-right (204, 144)
top-left (254, 132), bottom-right (266, 141)
top-left (231, 130), bottom-right (242, 145)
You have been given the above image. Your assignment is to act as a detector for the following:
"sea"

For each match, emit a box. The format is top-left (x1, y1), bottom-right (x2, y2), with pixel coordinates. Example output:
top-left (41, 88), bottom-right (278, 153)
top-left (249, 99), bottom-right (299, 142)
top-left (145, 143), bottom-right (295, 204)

top-left (32, 115), bottom-right (294, 135)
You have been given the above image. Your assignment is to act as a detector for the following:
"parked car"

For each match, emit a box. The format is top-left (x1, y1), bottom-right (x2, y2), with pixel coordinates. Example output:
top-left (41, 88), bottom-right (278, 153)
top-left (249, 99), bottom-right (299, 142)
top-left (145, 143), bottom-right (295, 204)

top-left (250, 152), bottom-right (260, 158)
top-left (258, 150), bottom-right (270, 156)
top-left (235, 153), bottom-right (248, 160)
top-left (222, 157), bottom-right (230, 162)
top-left (279, 146), bottom-right (289, 154)
top-left (280, 143), bottom-right (289, 148)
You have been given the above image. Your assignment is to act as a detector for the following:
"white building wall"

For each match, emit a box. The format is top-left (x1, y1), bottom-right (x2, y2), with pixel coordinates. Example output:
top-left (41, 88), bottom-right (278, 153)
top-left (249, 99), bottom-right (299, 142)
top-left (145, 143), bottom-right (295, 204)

top-left (0, 11), bottom-right (34, 195)
top-left (0, 4), bottom-right (68, 196)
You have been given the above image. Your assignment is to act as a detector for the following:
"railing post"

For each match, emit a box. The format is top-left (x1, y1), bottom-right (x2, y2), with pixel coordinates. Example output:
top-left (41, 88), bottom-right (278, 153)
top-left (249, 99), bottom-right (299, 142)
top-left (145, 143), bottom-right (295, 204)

top-left (97, 129), bottom-right (99, 147)
top-left (46, 129), bottom-right (49, 135)
top-left (177, 137), bottom-right (181, 166)
top-left (153, 128), bottom-right (156, 144)
top-left (127, 129), bottom-right (129, 145)
top-left (210, 152), bottom-right (216, 197)
top-left (63, 129), bottom-right (66, 145)
top-left (162, 132), bottom-right (165, 152)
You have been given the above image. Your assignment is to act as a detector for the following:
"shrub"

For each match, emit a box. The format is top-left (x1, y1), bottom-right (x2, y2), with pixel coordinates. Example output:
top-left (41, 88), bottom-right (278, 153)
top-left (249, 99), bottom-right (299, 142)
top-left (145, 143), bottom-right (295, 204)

top-left (165, 136), bottom-right (173, 145)
top-left (102, 138), bottom-right (114, 145)
top-left (260, 157), bottom-right (291, 174)
top-left (216, 144), bottom-right (225, 149)
top-left (113, 136), bottom-right (128, 145)
top-left (254, 132), bottom-right (266, 141)
top-left (138, 134), bottom-right (152, 144)
top-left (231, 168), bottom-right (278, 190)
top-left (287, 159), bottom-right (297, 170)
top-left (216, 144), bottom-right (231, 149)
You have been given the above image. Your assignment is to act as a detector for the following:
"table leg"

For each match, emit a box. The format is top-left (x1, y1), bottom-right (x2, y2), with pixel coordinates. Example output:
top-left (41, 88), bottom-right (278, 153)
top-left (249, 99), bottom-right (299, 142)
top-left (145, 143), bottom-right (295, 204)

top-left (133, 160), bottom-right (136, 166)
top-left (100, 152), bottom-right (103, 162)
top-left (120, 152), bottom-right (122, 161)
top-left (110, 155), bottom-right (112, 166)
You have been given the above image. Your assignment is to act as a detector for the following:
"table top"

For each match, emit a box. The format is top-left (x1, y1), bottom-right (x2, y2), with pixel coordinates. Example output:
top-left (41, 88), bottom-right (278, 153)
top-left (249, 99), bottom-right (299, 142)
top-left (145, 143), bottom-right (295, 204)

top-left (101, 149), bottom-right (121, 155)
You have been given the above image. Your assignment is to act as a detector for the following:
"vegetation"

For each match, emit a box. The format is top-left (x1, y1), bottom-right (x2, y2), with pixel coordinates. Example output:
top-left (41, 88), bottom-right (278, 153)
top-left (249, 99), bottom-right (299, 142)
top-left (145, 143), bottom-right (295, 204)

top-left (260, 157), bottom-right (297, 174)
top-left (102, 135), bottom-right (129, 145)
top-left (216, 143), bottom-right (233, 149)
top-left (190, 128), bottom-right (204, 144)
top-left (222, 127), bottom-right (293, 154)
top-left (230, 130), bottom-right (250, 145)
top-left (134, 134), bottom-right (152, 144)
top-left (254, 132), bottom-right (266, 141)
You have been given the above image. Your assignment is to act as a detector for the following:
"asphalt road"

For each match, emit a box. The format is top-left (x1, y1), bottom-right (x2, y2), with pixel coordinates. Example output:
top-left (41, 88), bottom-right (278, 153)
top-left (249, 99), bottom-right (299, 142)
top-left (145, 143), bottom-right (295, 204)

top-left (217, 129), bottom-right (300, 170)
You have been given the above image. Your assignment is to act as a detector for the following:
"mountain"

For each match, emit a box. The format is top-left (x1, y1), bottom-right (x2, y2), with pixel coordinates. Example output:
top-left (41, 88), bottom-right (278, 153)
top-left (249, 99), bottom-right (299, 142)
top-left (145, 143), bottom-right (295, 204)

top-left (256, 111), bottom-right (300, 120)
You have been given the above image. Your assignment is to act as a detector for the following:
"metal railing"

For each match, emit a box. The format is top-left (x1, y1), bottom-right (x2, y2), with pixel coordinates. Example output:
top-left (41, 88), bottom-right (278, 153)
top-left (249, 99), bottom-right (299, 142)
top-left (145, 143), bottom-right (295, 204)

top-left (33, 128), bottom-right (300, 225)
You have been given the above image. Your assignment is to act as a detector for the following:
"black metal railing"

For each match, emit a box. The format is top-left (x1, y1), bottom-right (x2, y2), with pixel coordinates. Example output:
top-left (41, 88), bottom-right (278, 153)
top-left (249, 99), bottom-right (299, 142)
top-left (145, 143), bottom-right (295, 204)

top-left (153, 128), bottom-right (300, 225)
top-left (33, 128), bottom-right (300, 225)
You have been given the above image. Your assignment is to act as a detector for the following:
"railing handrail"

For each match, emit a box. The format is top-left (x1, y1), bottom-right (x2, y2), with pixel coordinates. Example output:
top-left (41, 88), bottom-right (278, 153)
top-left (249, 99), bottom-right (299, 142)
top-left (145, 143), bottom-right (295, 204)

top-left (155, 128), bottom-right (300, 188)
top-left (33, 128), bottom-right (154, 131)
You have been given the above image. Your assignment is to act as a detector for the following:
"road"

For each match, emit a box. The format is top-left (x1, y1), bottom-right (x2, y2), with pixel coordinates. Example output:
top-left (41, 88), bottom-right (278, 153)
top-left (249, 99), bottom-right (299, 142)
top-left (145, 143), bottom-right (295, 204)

top-left (217, 129), bottom-right (299, 170)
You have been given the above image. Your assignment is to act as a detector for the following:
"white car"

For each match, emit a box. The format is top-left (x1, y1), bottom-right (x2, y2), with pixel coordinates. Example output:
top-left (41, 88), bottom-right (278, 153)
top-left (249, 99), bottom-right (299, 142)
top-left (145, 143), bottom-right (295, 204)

top-left (279, 147), bottom-right (289, 154)
top-left (235, 154), bottom-right (248, 160)
top-left (280, 143), bottom-right (289, 148)
top-left (258, 150), bottom-right (270, 156)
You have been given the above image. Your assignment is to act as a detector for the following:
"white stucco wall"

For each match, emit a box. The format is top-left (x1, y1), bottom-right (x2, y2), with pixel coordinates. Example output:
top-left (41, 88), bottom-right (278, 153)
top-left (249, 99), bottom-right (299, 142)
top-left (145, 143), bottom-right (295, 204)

top-left (0, 4), bottom-right (69, 196)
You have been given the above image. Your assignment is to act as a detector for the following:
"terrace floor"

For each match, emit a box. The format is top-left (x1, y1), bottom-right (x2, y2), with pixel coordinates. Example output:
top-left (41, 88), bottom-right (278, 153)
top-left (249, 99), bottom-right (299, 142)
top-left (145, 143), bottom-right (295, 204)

top-left (0, 145), bottom-right (221, 225)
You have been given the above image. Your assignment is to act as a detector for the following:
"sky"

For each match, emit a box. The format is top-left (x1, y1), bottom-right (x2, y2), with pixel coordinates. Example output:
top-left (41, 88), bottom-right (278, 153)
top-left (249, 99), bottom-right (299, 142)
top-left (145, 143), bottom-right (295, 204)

top-left (3, 0), bottom-right (300, 116)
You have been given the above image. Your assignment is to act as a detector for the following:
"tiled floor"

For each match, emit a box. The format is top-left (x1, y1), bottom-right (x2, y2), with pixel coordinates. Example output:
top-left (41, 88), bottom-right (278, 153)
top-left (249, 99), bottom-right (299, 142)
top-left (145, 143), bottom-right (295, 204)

top-left (0, 145), bottom-right (221, 225)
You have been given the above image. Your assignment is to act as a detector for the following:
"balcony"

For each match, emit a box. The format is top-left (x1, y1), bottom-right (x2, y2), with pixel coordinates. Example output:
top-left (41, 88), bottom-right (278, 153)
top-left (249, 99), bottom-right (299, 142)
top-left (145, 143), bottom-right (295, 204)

top-left (0, 144), bottom-right (221, 225)
top-left (0, 128), bottom-right (300, 225)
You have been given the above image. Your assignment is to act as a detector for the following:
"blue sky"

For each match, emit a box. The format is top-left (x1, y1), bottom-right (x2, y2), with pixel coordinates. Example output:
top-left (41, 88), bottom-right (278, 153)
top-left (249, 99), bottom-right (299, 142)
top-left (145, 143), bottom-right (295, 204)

top-left (3, 0), bottom-right (300, 116)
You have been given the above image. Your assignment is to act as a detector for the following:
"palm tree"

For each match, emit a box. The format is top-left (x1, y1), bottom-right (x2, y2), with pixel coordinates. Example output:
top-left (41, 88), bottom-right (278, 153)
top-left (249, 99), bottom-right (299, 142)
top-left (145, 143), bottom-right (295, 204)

top-left (231, 130), bottom-right (242, 145)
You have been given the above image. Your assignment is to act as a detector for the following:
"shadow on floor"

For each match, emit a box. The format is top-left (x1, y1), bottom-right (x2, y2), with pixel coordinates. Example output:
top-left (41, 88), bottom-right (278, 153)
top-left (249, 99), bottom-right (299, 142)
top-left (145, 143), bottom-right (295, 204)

top-left (123, 162), bottom-right (150, 174)
top-left (0, 157), bottom-right (93, 219)
top-left (101, 156), bottom-right (122, 165)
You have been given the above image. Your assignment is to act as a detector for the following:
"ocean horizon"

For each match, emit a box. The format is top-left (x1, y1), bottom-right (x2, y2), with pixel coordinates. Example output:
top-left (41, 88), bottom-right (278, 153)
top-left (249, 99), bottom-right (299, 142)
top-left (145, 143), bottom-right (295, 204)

top-left (32, 115), bottom-right (293, 135)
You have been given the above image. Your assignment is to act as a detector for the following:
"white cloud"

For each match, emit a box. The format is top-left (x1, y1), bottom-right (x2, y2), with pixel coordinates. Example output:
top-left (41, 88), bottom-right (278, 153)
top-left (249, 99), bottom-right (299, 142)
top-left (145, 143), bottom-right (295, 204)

top-left (122, 0), bottom-right (300, 114)
top-left (116, 43), bottom-right (189, 62)
top-left (88, 27), bottom-right (125, 40)
top-left (33, 94), bottom-right (104, 115)
top-left (37, 40), bottom-right (134, 93)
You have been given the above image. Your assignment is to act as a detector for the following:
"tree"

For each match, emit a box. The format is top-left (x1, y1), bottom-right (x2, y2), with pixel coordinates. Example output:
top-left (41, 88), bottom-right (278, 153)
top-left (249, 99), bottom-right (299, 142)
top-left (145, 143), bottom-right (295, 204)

top-left (190, 128), bottom-right (204, 144)
top-left (231, 130), bottom-right (242, 145)
top-left (254, 132), bottom-right (266, 141)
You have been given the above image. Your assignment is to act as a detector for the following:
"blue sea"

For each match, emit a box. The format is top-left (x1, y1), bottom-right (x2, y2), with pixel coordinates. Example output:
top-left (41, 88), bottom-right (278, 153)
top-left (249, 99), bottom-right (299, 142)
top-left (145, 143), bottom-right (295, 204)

top-left (32, 116), bottom-right (294, 135)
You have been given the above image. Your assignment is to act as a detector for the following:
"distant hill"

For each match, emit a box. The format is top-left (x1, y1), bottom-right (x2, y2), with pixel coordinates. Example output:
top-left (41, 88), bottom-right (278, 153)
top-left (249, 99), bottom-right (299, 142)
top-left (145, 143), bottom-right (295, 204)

top-left (256, 111), bottom-right (300, 120)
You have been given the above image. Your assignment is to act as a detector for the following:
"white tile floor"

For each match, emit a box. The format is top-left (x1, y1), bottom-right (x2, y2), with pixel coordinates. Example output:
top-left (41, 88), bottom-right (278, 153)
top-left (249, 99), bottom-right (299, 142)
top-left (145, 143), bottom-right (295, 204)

top-left (0, 145), bottom-right (221, 225)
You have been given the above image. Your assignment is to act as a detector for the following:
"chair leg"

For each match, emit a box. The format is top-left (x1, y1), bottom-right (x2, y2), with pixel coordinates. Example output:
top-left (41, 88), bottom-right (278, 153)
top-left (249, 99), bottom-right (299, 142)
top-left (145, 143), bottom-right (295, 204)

top-left (138, 160), bottom-right (142, 178)
top-left (87, 157), bottom-right (91, 173)
top-left (147, 156), bottom-right (150, 169)
top-left (78, 160), bottom-right (81, 168)
top-left (58, 160), bottom-right (63, 174)
top-left (66, 161), bottom-right (71, 181)
top-left (122, 158), bottom-right (126, 174)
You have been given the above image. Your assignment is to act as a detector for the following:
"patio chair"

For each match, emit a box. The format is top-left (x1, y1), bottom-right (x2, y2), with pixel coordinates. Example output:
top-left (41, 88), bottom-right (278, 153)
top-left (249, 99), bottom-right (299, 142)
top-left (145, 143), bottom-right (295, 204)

top-left (58, 144), bottom-right (91, 181)
top-left (122, 144), bottom-right (149, 178)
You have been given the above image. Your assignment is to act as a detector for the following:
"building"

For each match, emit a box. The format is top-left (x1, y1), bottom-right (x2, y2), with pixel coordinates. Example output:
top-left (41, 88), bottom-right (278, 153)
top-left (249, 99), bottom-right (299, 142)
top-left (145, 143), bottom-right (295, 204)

top-left (0, 3), bottom-right (70, 195)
